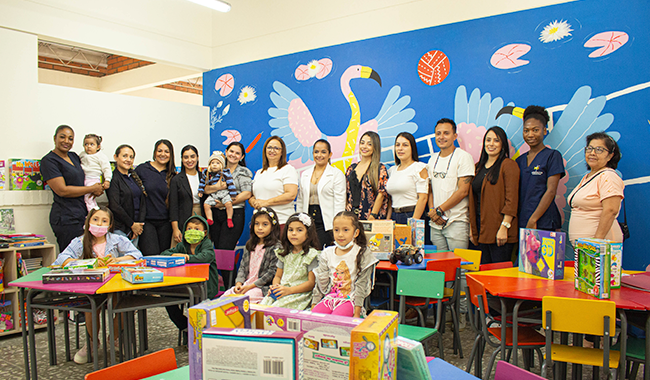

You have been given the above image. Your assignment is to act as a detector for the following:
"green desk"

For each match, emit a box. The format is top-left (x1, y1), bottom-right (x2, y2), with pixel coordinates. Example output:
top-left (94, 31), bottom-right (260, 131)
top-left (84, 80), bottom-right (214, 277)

top-left (141, 365), bottom-right (189, 380)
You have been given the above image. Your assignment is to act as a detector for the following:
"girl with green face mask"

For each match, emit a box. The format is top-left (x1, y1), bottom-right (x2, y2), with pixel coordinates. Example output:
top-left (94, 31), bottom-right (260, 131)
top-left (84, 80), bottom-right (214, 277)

top-left (160, 215), bottom-right (220, 332)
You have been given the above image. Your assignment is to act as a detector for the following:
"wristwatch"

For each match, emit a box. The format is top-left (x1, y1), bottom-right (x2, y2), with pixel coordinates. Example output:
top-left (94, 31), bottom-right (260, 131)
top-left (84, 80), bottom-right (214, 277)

top-left (501, 221), bottom-right (511, 229)
top-left (370, 213), bottom-right (379, 218)
top-left (435, 207), bottom-right (444, 217)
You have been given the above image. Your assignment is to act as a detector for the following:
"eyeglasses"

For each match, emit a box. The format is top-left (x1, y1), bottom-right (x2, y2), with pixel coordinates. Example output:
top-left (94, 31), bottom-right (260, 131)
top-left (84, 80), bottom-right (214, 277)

top-left (431, 149), bottom-right (455, 180)
top-left (266, 146), bottom-right (282, 152)
top-left (585, 146), bottom-right (609, 154)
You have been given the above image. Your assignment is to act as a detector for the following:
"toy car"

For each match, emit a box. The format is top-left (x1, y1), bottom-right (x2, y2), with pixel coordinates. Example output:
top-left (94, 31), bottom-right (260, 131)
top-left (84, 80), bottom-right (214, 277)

top-left (389, 244), bottom-right (423, 266)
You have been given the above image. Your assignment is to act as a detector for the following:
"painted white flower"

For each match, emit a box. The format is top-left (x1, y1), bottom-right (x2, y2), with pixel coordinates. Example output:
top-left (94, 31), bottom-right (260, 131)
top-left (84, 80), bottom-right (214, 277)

top-left (539, 20), bottom-right (573, 43)
top-left (238, 86), bottom-right (256, 105)
top-left (307, 60), bottom-right (321, 78)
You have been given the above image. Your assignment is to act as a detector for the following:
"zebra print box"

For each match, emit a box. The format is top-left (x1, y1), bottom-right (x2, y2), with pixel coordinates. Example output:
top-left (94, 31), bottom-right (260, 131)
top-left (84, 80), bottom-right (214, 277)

top-left (574, 239), bottom-right (611, 299)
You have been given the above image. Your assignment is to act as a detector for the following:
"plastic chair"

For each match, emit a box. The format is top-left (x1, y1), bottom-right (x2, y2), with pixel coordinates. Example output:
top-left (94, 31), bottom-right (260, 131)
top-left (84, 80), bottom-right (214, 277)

top-left (612, 335), bottom-right (645, 379)
top-left (542, 296), bottom-right (620, 379)
top-left (397, 269), bottom-right (446, 359)
top-left (479, 261), bottom-right (513, 271)
top-left (454, 248), bottom-right (482, 272)
top-left (494, 360), bottom-right (545, 379)
top-left (466, 276), bottom-right (544, 379)
top-left (426, 258), bottom-right (463, 358)
top-left (215, 249), bottom-right (236, 289)
top-left (84, 347), bottom-right (177, 380)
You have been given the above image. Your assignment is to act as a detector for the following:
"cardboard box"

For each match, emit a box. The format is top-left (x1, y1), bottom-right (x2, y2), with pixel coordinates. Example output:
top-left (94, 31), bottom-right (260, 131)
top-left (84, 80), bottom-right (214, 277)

top-left (407, 218), bottom-right (425, 249)
top-left (120, 267), bottom-right (163, 284)
top-left (393, 224), bottom-right (411, 249)
top-left (518, 228), bottom-right (565, 280)
top-left (144, 255), bottom-right (186, 268)
top-left (350, 310), bottom-right (399, 380)
top-left (189, 295), bottom-right (251, 380)
top-left (252, 304), bottom-right (363, 380)
top-left (202, 328), bottom-right (303, 380)
top-left (395, 336), bottom-right (430, 380)
top-left (107, 259), bottom-right (146, 273)
top-left (579, 238), bottom-right (622, 289)
top-left (361, 220), bottom-right (394, 260)
top-left (574, 239), bottom-right (611, 299)
top-left (64, 258), bottom-right (99, 270)
top-left (43, 268), bottom-right (109, 284)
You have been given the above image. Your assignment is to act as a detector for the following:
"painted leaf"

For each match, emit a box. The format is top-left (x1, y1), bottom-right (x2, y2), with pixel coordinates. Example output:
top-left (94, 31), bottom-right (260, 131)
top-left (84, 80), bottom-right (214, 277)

top-left (215, 73), bottom-right (234, 96)
top-left (490, 44), bottom-right (531, 69)
top-left (584, 31), bottom-right (629, 58)
top-left (217, 100), bottom-right (223, 108)
top-left (221, 129), bottom-right (242, 145)
top-left (294, 65), bottom-right (310, 81)
top-left (316, 58), bottom-right (333, 79)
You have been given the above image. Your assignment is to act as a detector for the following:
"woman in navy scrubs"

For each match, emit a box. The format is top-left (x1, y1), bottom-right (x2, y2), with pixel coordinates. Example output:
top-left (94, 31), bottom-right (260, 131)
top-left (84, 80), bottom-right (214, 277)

top-left (41, 125), bottom-right (104, 251)
top-left (516, 106), bottom-right (565, 230)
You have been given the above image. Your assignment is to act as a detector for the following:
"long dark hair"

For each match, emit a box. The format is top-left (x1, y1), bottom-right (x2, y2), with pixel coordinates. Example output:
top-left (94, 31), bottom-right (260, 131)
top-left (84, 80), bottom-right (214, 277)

top-left (226, 141), bottom-right (247, 167)
top-left (394, 132), bottom-right (419, 166)
top-left (333, 211), bottom-right (368, 275)
top-left (180, 145), bottom-right (199, 173)
top-left (115, 144), bottom-right (147, 197)
top-left (278, 213), bottom-right (320, 256)
top-left (245, 207), bottom-right (281, 251)
top-left (586, 132), bottom-right (621, 170)
top-left (360, 131), bottom-right (382, 194)
top-left (262, 136), bottom-right (288, 172)
top-left (476, 126), bottom-right (510, 185)
top-left (153, 139), bottom-right (177, 185)
top-left (81, 206), bottom-right (114, 260)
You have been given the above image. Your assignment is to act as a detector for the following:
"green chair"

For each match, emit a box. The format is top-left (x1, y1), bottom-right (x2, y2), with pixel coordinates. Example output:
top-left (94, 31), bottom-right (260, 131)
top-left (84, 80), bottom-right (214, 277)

top-left (396, 269), bottom-right (445, 359)
top-left (612, 335), bottom-right (645, 379)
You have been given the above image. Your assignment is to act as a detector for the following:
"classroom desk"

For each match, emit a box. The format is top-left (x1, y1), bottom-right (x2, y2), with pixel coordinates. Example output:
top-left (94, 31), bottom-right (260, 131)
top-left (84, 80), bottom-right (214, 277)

top-left (467, 267), bottom-right (649, 379)
top-left (428, 357), bottom-right (480, 379)
top-left (10, 264), bottom-right (209, 380)
top-left (141, 365), bottom-right (189, 380)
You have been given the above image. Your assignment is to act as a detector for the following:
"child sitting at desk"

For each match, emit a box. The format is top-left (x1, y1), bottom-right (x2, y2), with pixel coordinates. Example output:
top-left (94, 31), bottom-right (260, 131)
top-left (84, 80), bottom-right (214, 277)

top-left (53, 206), bottom-right (142, 364)
top-left (160, 215), bottom-right (219, 332)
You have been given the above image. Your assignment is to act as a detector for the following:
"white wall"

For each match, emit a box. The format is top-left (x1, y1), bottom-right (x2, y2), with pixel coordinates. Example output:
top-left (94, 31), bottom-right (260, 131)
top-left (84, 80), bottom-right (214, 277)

top-left (0, 27), bottom-right (209, 251)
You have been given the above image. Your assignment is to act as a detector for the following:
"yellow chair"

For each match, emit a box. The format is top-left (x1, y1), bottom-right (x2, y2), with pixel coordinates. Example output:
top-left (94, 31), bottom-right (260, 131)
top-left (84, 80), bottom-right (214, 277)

top-left (454, 248), bottom-right (482, 272)
top-left (542, 296), bottom-right (620, 379)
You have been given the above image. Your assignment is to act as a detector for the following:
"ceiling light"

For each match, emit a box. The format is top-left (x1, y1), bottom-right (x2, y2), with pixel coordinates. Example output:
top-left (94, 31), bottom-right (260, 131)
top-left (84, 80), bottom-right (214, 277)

top-left (186, 0), bottom-right (231, 12)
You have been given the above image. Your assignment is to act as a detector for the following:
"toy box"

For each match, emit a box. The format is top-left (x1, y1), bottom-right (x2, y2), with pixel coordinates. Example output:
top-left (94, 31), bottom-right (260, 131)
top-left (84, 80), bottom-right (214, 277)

top-left (361, 220), bottom-right (394, 260)
top-left (120, 267), bottom-right (163, 284)
top-left (9, 159), bottom-right (45, 190)
top-left (0, 299), bottom-right (13, 332)
top-left (395, 336), bottom-right (429, 380)
top-left (202, 328), bottom-right (303, 380)
top-left (518, 228), bottom-right (565, 280)
top-left (64, 258), bottom-right (99, 270)
top-left (189, 295), bottom-right (251, 380)
top-left (393, 224), bottom-right (411, 249)
top-left (107, 259), bottom-right (146, 273)
top-left (579, 238), bottom-right (622, 289)
top-left (350, 310), bottom-right (399, 380)
top-left (407, 218), bottom-right (425, 249)
top-left (252, 304), bottom-right (363, 380)
top-left (574, 238), bottom-right (611, 299)
top-left (43, 268), bottom-right (109, 284)
top-left (144, 255), bottom-right (186, 268)
top-left (0, 160), bottom-right (5, 190)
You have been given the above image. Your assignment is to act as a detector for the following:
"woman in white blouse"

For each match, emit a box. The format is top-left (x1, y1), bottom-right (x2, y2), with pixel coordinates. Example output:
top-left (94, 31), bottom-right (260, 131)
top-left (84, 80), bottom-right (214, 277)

top-left (249, 136), bottom-right (299, 226)
top-left (297, 139), bottom-right (346, 248)
top-left (386, 132), bottom-right (428, 224)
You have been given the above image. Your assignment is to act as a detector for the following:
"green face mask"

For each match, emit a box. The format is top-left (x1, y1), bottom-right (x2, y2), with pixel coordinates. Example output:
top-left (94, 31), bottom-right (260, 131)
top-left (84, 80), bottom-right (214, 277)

top-left (184, 229), bottom-right (205, 244)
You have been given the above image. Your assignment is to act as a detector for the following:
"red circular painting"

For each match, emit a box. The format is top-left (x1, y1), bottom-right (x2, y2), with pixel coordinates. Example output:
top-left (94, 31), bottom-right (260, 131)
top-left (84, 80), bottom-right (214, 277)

top-left (418, 50), bottom-right (450, 86)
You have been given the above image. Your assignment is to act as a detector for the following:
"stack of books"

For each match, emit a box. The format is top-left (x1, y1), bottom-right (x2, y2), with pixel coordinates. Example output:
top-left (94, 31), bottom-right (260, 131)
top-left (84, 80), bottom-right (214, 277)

top-left (0, 233), bottom-right (48, 247)
top-left (23, 257), bottom-right (43, 273)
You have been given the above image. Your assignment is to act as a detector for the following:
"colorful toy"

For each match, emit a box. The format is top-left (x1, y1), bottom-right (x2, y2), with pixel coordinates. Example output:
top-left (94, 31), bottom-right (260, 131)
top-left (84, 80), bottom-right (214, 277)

top-left (579, 238), bottom-right (622, 289)
top-left (351, 310), bottom-right (399, 380)
top-left (360, 220), bottom-right (394, 260)
top-left (574, 238), bottom-right (611, 299)
top-left (407, 218), bottom-right (425, 249)
top-left (389, 244), bottom-right (423, 266)
top-left (518, 228), bottom-right (565, 279)
top-left (393, 224), bottom-right (411, 249)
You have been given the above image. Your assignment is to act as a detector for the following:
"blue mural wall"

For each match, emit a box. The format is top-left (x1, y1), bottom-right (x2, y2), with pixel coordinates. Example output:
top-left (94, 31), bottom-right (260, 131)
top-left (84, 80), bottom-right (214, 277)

top-left (204, 0), bottom-right (650, 269)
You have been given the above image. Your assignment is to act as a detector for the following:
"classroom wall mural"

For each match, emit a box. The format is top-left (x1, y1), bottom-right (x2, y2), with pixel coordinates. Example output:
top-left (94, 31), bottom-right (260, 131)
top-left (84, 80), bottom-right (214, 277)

top-left (204, 0), bottom-right (650, 269)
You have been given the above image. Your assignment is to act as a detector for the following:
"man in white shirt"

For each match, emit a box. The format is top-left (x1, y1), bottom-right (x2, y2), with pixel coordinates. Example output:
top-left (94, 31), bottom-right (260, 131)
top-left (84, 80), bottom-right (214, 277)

top-left (427, 118), bottom-right (475, 251)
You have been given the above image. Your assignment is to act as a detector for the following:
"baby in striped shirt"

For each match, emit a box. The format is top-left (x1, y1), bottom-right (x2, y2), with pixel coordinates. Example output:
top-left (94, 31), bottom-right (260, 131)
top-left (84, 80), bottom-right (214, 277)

top-left (199, 151), bottom-right (238, 228)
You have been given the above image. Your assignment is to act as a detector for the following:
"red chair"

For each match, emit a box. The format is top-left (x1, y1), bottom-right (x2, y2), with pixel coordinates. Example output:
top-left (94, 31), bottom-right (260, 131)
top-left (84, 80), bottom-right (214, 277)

top-left (426, 258), bottom-right (463, 358)
top-left (84, 348), bottom-right (177, 380)
top-left (479, 261), bottom-right (513, 271)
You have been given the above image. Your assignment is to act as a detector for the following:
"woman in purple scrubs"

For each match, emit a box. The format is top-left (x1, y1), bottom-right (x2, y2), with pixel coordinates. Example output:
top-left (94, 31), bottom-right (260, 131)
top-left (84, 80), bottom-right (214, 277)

top-left (516, 105), bottom-right (565, 230)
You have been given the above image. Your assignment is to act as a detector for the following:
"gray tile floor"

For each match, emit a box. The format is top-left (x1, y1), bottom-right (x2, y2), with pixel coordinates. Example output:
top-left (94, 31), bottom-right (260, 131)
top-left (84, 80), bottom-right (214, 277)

top-left (0, 308), bottom-right (643, 379)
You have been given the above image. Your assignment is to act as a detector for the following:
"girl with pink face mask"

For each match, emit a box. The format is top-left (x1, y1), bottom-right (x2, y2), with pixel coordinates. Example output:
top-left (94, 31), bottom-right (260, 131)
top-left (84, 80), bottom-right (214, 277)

top-left (53, 206), bottom-right (142, 363)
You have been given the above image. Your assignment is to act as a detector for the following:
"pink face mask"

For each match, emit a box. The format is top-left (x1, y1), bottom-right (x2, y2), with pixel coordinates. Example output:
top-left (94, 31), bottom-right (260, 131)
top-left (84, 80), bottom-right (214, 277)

top-left (89, 224), bottom-right (109, 237)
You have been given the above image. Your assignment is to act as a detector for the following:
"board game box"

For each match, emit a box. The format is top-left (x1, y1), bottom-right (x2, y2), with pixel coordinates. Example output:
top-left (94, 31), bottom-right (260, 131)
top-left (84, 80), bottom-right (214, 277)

top-left (407, 218), bottom-right (425, 249)
top-left (144, 255), bottom-right (186, 268)
top-left (120, 267), bottom-right (163, 284)
top-left (361, 220), bottom-right (394, 260)
top-left (64, 258), bottom-right (99, 270)
top-left (518, 228), bottom-right (565, 280)
top-left (350, 310), bottom-right (399, 380)
top-left (43, 268), bottom-right (109, 284)
top-left (574, 238), bottom-right (611, 299)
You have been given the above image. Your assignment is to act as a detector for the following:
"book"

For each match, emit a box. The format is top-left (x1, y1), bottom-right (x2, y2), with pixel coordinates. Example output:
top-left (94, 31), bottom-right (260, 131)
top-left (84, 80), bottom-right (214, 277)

top-left (42, 268), bottom-right (109, 284)
top-left (64, 258), bottom-right (99, 270)
top-left (9, 159), bottom-right (45, 191)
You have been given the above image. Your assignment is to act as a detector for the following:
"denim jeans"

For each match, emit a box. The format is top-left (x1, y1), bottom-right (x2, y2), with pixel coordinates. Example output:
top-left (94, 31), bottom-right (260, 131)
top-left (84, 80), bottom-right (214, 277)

top-left (430, 221), bottom-right (470, 313)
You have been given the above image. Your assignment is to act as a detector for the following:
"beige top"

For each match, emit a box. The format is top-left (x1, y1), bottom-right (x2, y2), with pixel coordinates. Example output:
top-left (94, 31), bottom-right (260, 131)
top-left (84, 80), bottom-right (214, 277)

top-left (308, 181), bottom-right (319, 205)
top-left (568, 169), bottom-right (624, 243)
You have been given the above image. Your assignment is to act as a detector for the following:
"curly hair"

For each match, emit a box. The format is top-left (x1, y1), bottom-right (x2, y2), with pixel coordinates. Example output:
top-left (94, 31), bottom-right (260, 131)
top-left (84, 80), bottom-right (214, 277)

top-left (523, 105), bottom-right (550, 126)
top-left (278, 213), bottom-right (320, 256)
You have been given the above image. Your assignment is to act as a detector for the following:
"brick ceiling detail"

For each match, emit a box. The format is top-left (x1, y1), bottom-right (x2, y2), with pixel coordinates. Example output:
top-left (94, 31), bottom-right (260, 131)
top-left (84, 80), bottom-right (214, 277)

top-left (38, 54), bottom-right (153, 77)
top-left (157, 80), bottom-right (203, 95)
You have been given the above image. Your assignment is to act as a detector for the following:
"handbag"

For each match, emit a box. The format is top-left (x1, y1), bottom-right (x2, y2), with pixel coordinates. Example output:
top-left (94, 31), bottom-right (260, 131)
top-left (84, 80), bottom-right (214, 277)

top-left (619, 198), bottom-right (630, 241)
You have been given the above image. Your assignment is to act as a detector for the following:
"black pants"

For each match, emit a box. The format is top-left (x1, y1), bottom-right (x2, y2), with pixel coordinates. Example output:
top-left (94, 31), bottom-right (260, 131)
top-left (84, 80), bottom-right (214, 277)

top-left (139, 219), bottom-right (172, 256)
top-left (474, 242), bottom-right (515, 264)
top-left (165, 305), bottom-right (187, 330)
top-left (210, 207), bottom-right (245, 250)
top-left (51, 222), bottom-right (85, 252)
top-left (309, 205), bottom-right (333, 249)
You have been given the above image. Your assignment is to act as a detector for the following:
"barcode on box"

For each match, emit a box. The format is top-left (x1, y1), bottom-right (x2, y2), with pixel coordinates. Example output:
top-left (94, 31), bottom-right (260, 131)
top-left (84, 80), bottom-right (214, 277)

top-left (287, 318), bottom-right (300, 331)
top-left (263, 359), bottom-right (284, 376)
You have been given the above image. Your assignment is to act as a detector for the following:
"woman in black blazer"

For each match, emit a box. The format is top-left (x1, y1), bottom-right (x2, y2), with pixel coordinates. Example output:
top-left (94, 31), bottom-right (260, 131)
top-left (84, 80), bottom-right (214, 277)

top-left (169, 145), bottom-right (204, 244)
top-left (107, 144), bottom-right (147, 246)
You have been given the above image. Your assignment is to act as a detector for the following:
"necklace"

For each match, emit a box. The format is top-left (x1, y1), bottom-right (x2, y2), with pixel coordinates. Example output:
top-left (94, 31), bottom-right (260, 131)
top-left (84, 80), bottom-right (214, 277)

top-left (432, 149), bottom-right (455, 179)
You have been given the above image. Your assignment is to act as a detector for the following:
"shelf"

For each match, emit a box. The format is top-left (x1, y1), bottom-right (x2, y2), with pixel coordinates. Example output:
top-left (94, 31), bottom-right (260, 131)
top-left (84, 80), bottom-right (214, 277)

top-left (1, 287), bottom-right (17, 294)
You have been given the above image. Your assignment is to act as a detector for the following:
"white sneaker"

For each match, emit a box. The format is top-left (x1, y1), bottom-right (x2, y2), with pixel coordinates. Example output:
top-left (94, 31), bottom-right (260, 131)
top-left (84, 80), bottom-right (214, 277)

top-left (74, 344), bottom-right (89, 364)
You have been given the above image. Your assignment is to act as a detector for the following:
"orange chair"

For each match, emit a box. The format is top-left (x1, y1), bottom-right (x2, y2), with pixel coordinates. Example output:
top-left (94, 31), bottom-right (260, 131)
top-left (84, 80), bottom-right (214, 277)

top-left (84, 348), bottom-right (177, 380)
top-left (479, 262), bottom-right (513, 272)
top-left (465, 275), bottom-right (544, 379)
